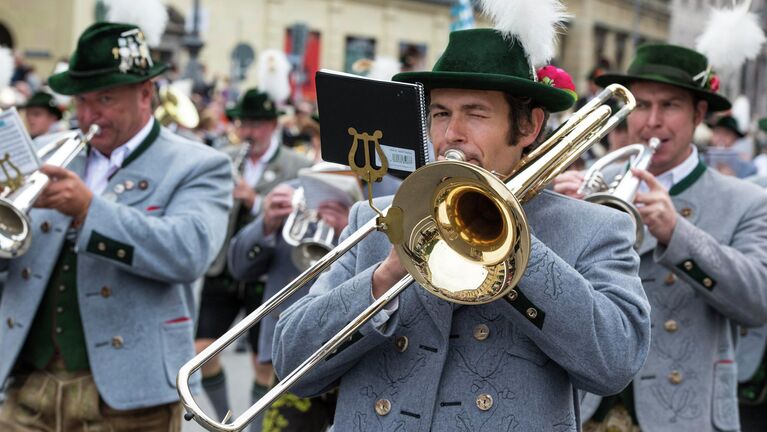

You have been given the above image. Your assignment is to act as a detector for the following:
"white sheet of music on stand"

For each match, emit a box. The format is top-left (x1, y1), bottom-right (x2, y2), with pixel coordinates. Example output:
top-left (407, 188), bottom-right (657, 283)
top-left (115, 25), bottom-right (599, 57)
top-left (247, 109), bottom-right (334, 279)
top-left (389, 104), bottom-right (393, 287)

top-left (300, 170), bottom-right (363, 209)
top-left (0, 108), bottom-right (41, 182)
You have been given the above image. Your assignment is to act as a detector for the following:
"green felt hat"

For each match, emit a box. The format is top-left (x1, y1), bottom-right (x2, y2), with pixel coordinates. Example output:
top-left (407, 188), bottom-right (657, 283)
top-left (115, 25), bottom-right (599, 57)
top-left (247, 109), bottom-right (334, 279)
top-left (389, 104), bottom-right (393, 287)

top-left (393, 29), bottom-right (575, 113)
top-left (713, 116), bottom-right (744, 138)
top-left (758, 118), bottom-right (767, 133)
top-left (22, 91), bottom-right (63, 119)
top-left (48, 22), bottom-right (168, 96)
top-left (595, 43), bottom-right (731, 112)
top-left (226, 88), bottom-right (279, 120)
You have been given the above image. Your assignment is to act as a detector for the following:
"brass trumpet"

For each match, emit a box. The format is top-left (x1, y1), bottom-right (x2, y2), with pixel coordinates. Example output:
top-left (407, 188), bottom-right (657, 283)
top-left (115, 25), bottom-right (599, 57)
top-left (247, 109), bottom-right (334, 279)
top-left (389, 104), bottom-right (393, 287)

top-left (155, 84), bottom-right (200, 129)
top-left (177, 84), bottom-right (636, 431)
top-left (0, 125), bottom-right (100, 258)
top-left (578, 137), bottom-right (660, 249)
top-left (282, 187), bottom-right (335, 271)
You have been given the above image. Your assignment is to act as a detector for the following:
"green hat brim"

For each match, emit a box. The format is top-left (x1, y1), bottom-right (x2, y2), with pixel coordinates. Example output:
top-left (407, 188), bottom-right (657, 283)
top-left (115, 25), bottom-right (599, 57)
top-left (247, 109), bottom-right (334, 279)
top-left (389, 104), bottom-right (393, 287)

top-left (48, 63), bottom-right (168, 96)
top-left (22, 101), bottom-right (63, 119)
top-left (595, 73), bottom-right (731, 112)
top-left (225, 108), bottom-right (282, 121)
top-left (393, 70), bottom-right (575, 113)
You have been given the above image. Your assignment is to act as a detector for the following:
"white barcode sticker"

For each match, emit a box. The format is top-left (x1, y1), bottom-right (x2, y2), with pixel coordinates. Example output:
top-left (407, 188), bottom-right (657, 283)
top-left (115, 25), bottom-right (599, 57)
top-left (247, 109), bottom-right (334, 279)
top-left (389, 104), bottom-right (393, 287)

top-left (375, 145), bottom-right (417, 172)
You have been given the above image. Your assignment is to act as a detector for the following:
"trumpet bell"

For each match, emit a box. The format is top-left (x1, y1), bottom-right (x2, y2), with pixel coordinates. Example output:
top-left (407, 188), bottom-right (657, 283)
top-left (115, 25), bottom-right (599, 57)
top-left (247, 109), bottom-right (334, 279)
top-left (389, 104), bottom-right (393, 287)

top-left (584, 192), bottom-right (644, 250)
top-left (0, 199), bottom-right (31, 258)
top-left (291, 240), bottom-right (332, 271)
top-left (393, 160), bottom-right (530, 305)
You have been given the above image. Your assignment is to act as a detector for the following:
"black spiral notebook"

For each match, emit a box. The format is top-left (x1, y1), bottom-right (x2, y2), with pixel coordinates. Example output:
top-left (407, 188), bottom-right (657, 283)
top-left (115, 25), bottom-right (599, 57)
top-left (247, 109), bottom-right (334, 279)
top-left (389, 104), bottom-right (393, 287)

top-left (315, 69), bottom-right (431, 180)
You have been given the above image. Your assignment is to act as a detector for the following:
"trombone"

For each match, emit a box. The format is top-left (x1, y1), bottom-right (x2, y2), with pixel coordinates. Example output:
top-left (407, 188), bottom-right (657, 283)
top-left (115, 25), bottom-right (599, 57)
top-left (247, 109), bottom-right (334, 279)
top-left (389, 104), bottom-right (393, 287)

top-left (177, 84), bottom-right (636, 432)
top-left (0, 125), bottom-right (100, 258)
top-left (578, 137), bottom-right (660, 249)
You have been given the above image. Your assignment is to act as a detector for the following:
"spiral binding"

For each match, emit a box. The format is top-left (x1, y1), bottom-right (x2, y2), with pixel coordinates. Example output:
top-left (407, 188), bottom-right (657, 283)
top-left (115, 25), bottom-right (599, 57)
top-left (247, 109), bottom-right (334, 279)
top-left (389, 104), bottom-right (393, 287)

top-left (416, 83), bottom-right (430, 163)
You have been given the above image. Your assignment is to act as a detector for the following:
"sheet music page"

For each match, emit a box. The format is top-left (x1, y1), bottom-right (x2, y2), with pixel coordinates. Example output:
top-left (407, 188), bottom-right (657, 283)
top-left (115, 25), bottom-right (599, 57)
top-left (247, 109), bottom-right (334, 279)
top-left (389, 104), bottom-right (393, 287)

top-left (0, 108), bottom-right (41, 182)
top-left (300, 170), bottom-right (363, 209)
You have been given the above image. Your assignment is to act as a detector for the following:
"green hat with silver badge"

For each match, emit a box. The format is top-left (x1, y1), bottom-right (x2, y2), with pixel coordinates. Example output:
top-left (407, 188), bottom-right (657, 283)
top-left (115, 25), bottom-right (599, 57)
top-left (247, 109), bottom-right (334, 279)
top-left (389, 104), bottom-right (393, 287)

top-left (48, 22), bottom-right (167, 96)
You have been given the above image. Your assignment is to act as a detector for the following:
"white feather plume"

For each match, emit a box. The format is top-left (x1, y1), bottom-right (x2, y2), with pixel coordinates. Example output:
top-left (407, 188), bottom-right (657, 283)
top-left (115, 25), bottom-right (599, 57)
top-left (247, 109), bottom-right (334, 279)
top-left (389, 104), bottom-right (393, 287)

top-left (105, 0), bottom-right (169, 46)
top-left (0, 46), bottom-right (13, 90)
top-left (367, 57), bottom-right (402, 81)
top-left (731, 95), bottom-right (751, 133)
top-left (696, 2), bottom-right (766, 73)
top-left (257, 49), bottom-right (292, 104)
top-left (479, 0), bottom-right (570, 67)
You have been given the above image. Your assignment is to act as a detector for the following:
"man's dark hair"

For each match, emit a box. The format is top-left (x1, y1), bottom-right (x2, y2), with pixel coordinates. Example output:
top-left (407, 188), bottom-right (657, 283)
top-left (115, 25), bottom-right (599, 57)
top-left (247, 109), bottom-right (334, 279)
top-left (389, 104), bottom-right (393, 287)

top-left (504, 93), bottom-right (550, 153)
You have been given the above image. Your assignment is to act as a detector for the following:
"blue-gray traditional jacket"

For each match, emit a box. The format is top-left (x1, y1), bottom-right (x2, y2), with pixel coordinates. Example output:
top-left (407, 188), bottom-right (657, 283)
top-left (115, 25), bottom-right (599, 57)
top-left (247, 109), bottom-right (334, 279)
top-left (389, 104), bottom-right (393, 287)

top-left (0, 125), bottom-right (233, 409)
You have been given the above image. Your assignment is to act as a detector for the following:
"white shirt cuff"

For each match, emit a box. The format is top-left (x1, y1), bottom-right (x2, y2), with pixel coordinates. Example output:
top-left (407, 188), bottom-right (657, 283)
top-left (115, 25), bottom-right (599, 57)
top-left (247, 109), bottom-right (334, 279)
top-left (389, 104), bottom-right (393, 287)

top-left (369, 287), bottom-right (400, 328)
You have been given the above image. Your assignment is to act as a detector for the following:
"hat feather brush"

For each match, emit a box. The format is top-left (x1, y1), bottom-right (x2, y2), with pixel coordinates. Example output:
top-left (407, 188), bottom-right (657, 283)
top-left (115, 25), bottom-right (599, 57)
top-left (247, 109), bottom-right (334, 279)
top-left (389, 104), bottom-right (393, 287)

top-left (0, 47), bottom-right (12, 90)
top-left (695, 0), bottom-right (766, 74)
top-left (479, 0), bottom-right (570, 67)
top-left (105, 0), bottom-right (169, 47)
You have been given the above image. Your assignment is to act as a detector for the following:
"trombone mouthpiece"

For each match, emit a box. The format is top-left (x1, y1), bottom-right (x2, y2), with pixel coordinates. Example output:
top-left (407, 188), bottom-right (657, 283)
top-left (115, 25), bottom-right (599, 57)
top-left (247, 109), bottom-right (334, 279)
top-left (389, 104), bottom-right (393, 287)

top-left (444, 149), bottom-right (466, 161)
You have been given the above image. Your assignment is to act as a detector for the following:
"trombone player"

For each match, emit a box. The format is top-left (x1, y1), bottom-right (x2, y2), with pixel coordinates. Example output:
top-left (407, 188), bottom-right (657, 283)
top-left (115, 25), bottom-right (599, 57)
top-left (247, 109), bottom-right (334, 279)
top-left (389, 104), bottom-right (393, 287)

top-left (271, 5), bottom-right (651, 430)
top-left (0, 23), bottom-right (232, 431)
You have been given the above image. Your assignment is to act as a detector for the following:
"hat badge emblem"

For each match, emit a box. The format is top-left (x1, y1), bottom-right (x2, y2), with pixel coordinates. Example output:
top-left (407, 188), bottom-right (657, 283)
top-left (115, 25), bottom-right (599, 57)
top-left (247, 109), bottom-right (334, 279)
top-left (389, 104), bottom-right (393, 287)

top-left (264, 101), bottom-right (272, 110)
top-left (112, 29), bottom-right (154, 74)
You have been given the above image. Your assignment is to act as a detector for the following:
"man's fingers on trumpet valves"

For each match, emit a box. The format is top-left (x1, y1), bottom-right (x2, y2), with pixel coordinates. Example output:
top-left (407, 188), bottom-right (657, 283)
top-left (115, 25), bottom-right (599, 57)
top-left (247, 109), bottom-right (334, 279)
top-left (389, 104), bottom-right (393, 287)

top-left (631, 168), bottom-right (677, 245)
top-left (34, 164), bottom-right (93, 225)
top-left (263, 185), bottom-right (296, 235)
top-left (552, 169), bottom-right (586, 199)
top-left (317, 201), bottom-right (350, 234)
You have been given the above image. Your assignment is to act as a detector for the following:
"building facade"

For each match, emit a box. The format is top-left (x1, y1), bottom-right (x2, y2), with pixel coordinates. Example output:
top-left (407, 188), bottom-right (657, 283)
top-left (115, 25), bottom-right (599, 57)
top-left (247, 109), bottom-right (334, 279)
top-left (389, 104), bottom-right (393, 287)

top-left (670, 0), bottom-right (767, 123)
top-left (1, 0), bottom-right (672, 99)
top-left (560, 0), bottom-right (670, 90)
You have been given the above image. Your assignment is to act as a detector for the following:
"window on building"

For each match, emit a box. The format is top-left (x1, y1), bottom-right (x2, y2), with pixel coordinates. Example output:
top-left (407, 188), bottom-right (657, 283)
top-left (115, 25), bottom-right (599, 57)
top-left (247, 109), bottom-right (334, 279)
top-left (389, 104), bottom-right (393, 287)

top-left (399, 42), bottom-right (427, 72)
top-left (344, 36), bottom-right (376, 74)
top-left (286, 27), bottom-right (321, 102)
top-left (0, 22), bottom-right (14, 48)
top-left (594, 26), bottom-right (608, 63)
top-left (615, 32), bottom-right (628, 69)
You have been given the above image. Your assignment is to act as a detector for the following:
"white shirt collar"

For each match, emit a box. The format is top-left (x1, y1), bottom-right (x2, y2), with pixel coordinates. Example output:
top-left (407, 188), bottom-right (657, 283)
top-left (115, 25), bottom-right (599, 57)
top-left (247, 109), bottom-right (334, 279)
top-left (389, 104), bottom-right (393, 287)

top-left (261, 129), bottom-right (281, 164)
top-left (92, 117), bottom-right (155, 166)
top-left (242, 129), bottom-right (281, 187)
top-left (85, 117), bottom-right (155, 195)
top-left (640, 144), bottom-right (699, 192)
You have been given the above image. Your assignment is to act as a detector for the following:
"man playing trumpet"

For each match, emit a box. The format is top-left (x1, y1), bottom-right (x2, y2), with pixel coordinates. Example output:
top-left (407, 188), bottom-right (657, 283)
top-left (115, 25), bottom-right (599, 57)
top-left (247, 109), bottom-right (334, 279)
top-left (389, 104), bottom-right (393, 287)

top-left (0, 23), bottom-right (232, 431)
top-left (228, 165), bottom-right (360, 431)
top-left (555, 43), bottom-right (767, 431)
top-left (195, 88), bottom-right (311, 430)
top-left (271, 1), bottom-right (651, 430)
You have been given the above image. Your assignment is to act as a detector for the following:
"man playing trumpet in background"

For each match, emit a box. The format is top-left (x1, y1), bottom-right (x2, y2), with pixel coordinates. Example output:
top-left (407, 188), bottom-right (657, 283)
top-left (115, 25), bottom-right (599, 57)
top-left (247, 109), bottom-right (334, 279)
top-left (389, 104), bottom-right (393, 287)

top-left (228, 164), bottom-right (360, 431)
top-left (195, 87), bottom-right (311, 431)
top-left (555, 43), bottom-right (767, 432)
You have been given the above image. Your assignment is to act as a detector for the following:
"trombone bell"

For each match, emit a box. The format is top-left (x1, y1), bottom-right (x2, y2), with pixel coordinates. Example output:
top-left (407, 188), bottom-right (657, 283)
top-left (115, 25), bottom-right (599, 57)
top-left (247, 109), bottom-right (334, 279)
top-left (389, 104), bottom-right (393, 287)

top-left (394, 160), bottom-right (530, 304)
